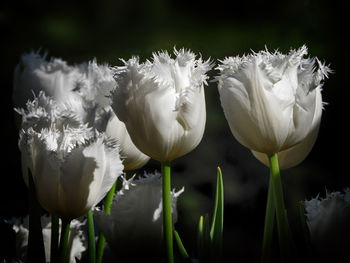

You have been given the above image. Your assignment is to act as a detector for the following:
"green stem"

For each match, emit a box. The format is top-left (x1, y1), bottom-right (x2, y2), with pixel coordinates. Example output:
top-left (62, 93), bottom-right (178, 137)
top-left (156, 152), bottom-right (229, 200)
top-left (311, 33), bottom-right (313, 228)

top-left (162, 161), bottom-right (174, 263)
top-left (27, 169), bottom-right (45, 263)
top-left (88, 210), bottom-right (96, 263)
top-left (261, 174), bottom-right (275, 263)
top-left (268, 153), bottom-right (291, 262)
top-left (96, 180), bottom-right (118, 263)
top-left (51, 215), bottom-right (60, 263)
top-left (59, 219), bottom-right (71, 263)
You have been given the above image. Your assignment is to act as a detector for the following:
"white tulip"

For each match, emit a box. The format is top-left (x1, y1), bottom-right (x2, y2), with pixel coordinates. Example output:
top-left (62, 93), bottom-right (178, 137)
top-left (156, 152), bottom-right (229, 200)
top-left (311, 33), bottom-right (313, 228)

top-left (304, 189), bottom-right (350, 261)
top-left (216, 46), bottom-right (331, 155)
top-left (94, 172), bottom-right (184, 262)
top-left (13, 52), bottom-right (86, 123)
top-left (75, 59), bottom-right (151, 170)
top-left (14, 52), bottom-right (149, 170)
top-left (15, 91), bottom-right (85, 133)
top-left (16, 91), bottom-right (95, 186)
top-left (104, 111), bottom-right (150, 170)
top-left (10, 215), bottom-right (86, 263)
top-left (18, 125), bottom-right (124, 220)
top-left (251, 86), bottom-right (323, 169)
top-left (76, 59), bottom-right (116, 109)
top-left (111, 48), bottom-right (212, 162)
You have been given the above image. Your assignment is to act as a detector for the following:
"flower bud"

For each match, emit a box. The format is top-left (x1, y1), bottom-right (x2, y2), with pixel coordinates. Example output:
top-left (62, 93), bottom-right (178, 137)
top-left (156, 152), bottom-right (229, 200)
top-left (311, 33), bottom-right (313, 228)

top-left (94, 172), bottom-right (184, 262)
top-left (19, 126), bottom-right (124, 220)
top-left (111, 48), bottom-right (213, 162)
top-left (216, 46), bottom-right (331, 155)
top-left (14, 52), bottom-right (149, 171)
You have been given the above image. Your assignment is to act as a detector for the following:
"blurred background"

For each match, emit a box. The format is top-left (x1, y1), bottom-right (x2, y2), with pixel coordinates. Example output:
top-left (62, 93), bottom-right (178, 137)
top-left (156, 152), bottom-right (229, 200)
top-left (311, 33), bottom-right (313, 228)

top-left (1, 0), bottom-right (349, 262)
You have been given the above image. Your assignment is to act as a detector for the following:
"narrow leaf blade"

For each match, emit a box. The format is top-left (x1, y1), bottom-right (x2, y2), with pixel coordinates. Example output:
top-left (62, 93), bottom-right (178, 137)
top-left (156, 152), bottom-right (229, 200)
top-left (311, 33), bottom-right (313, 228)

top-left (210, 167), bottom-right (224, 261)
top-left (174, 230), bottom-right (190, 261)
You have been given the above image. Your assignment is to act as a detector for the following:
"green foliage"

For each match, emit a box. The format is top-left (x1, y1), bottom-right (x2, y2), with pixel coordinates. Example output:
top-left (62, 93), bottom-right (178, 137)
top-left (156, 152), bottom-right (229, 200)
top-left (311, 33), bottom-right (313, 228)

top-left (197, 167), bottom-right (224, 263)
top-left (174, 167), bottom-right (224, 263)
top-left (174, 230), bottom-right (190, 262)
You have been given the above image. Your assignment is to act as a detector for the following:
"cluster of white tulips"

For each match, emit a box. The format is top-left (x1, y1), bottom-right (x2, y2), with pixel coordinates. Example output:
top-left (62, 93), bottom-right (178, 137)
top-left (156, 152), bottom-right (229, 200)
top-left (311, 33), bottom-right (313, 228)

top-left (11, 45), bottom-right (333, 263)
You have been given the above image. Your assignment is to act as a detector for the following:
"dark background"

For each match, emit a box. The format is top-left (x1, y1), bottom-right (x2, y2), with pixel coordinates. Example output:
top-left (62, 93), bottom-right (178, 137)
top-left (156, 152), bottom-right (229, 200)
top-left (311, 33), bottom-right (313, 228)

top-left (1, 0), bottom-right (349, 262)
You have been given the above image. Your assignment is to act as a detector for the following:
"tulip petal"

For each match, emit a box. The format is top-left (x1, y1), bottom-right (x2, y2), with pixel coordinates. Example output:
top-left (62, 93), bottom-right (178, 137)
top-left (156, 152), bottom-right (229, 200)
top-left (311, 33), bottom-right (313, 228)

top-left (60, 145), bottom-right (97, 218)
top-left (105, 111), bottom-right (150, 170)
top-left (30, 135), bottom-right (62, 216)
top-left (252, 87), bottom-right (323, 169)
top-left (112, 49), bottom-right (211, 161)
top-left (217, 46), bottom-right (331, 155)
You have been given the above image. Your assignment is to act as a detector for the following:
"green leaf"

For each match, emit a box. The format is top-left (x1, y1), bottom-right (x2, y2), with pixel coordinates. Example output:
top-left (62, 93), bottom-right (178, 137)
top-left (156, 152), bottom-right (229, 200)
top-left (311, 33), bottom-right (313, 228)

top-left (198, 214), bottom-right (211, 263)
top-left (210, 167), bottom-right (224, 257)
top-left (197, 215), bottom-right (204, 259)
top-left (197, 168), bottom-right (225, 263)
top-left (174, 230), bottom-right (190, 262)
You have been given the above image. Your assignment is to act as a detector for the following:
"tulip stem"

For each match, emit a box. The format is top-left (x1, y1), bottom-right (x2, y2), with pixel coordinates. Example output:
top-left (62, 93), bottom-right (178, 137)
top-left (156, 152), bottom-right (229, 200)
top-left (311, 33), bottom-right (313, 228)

top-left (96, 180), bottom-right (118, 263)
top-left (162, 161), bottom-right (174, 263)
top-left (59, 219), bottom-right (71, 263)
top-left (27, 169), bottom-right (46, 263)
top-left (261, 173), bottom-right (275, 263)
top-left (88, 210), bottom-right (96, 263)
top-left (268, 153), bottom-right (292, 262)
top-left (51, 215), bottom-right (60, 263)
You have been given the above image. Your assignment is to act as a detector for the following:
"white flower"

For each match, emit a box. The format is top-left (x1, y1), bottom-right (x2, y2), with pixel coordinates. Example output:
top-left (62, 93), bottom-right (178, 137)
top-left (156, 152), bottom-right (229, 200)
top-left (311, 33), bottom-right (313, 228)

top-left (216, 46), bottom-right (331, 155)
top-left (13, 52), bottom-right (86, 124)
top-left (94, 172), bottom-right (184, 262)
top-left (15, 91), bottom-right (85, 133)
top-left (14, 52), bottom-right (149, 170)
top-left (304, 189), bottom-right (350, 260)
top-left (68, 59), bottom-right (151, 170)
top-left (104, 111), bottom-right (150, 170)
top-left (111, 48), bottom-right (213, 162)
top-left (18, 125), bottom-right (124, 220)
top-left (251, 86), bottom-right (323, 169)
top-left (76, 59), bottom-right (116, 109)
top-left (10, 215), bottom-right (86, 263)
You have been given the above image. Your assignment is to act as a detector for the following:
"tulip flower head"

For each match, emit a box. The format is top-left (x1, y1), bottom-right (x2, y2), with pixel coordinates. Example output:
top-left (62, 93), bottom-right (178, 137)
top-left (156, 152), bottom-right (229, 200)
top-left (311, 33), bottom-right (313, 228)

top-left (216, 46), bottom-right (331, 155)
top-left (94, 172), bottom-right (184, 262)
top-left (14, 51), bottom-right (149, 170)
top-left (111, 48), bottom-right (213, 162)
top-left (19, 125), bottom-right (124, 220)
top-left (75, 59), bottom-right (151, 169)
top-left (15, 91), bottom-right (85, 133)
top-left (13, 52), bottom-right (86, 124)
top-left (76, 59), bottom-right (116, 110)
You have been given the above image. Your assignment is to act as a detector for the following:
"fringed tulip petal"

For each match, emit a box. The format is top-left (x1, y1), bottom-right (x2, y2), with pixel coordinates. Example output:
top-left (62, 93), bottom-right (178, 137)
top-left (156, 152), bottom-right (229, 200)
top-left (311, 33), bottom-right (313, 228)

top-left (112, 48), bottom-right (212, 161)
